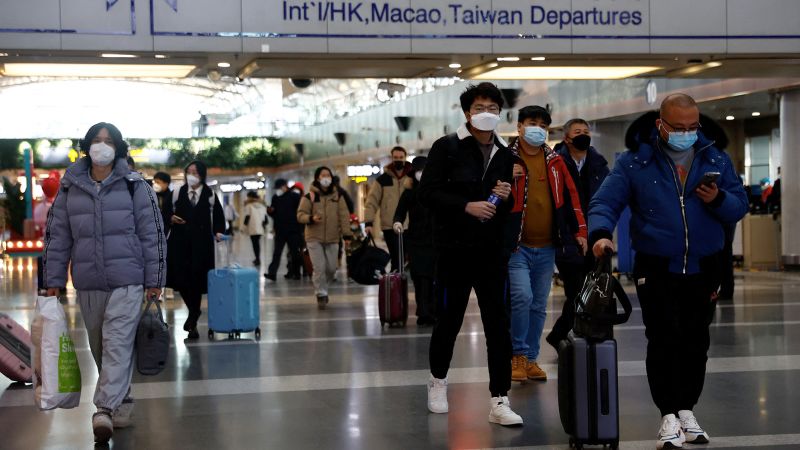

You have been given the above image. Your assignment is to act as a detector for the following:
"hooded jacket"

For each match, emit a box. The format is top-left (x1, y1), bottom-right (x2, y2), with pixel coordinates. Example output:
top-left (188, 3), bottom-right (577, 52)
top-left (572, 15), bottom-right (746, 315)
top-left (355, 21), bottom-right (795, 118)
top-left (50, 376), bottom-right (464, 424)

top-left (364, 162), bottom-right (412, 230)
top-left (44, 157), bottom-right (166, 291)
top-left (504, 139), bottom-right (587, 258)
top-left (297, 184), bottom-right (353, 244)
top-left (589, 129), bottom-right (748, 274)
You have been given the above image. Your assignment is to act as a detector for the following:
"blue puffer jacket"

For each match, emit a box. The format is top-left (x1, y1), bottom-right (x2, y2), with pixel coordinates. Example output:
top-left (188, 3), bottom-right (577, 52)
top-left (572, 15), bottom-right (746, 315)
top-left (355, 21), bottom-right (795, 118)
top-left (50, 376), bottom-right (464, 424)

top-left (44, 157), bottom-right (167, 291)
top-left (588, 130), bottom-right (747, 274)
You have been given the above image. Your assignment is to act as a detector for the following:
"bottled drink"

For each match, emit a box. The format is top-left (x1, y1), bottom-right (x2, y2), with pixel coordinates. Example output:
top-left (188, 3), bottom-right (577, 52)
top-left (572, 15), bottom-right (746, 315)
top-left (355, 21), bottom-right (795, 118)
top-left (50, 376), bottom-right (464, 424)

top-left (480, 193), bottom-right (502, 222)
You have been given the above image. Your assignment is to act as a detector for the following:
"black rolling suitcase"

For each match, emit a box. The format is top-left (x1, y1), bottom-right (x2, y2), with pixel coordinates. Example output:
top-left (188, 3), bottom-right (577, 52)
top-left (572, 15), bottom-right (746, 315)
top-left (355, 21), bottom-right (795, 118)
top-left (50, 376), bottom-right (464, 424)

top-left (558, 333), bottom-right (620, 450)
top-left (557, 253), bottom-right (632, 449)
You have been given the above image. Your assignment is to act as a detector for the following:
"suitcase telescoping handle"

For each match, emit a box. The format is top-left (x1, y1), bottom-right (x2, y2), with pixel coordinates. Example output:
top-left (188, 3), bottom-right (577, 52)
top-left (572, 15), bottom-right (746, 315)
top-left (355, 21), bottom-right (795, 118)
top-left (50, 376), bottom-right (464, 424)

top-left (394, 227), bottom-right (404, 275)
top-left (214, 234), bottom-right (236, 273)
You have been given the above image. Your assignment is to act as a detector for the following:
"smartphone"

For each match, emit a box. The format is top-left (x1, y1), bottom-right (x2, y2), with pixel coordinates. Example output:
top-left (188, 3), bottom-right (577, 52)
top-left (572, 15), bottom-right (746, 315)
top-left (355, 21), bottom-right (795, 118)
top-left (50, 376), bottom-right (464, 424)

top-left (173, 215), bottom-right (186, 224)
top-left (694, 172), bottom-right (720, 191)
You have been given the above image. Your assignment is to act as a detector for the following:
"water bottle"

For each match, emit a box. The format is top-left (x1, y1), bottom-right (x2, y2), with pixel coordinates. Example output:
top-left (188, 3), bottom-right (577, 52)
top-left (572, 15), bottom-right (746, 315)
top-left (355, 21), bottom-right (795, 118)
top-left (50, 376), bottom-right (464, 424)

top-left (479, 193), bottom-right (502, 222)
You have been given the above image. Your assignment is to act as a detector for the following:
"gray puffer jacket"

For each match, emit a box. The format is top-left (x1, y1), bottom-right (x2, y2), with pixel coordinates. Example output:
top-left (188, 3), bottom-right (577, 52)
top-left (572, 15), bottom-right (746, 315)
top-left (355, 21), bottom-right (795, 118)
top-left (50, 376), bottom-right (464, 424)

top-left (44, 157), bottom-right (166, 291)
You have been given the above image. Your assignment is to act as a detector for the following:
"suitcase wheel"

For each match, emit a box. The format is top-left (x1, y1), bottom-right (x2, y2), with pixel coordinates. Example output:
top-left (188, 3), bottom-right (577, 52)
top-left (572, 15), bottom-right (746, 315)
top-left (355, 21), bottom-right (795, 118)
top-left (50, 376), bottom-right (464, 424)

top-left (208, 330), bottom-right (215, 340)
top-left (255, 327), bottom-right (261, 339)
top-left (234, 332), bottom-right (241, 339)
top-left (228, 332), bottom-right (235, 339)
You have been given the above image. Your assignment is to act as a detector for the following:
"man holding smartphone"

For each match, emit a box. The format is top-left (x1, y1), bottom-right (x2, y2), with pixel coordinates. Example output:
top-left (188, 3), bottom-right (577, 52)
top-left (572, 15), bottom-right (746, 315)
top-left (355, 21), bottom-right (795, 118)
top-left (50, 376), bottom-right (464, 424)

top-left (589, 94), bottom-right (748, 449)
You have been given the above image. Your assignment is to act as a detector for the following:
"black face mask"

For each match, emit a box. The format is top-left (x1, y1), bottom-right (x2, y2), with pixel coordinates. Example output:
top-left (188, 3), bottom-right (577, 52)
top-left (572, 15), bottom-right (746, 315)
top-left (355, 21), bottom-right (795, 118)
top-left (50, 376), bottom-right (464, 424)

top-left (393, 161), bottom-right (405, 171)
top-left (571, 134), bottom-right (591, 151)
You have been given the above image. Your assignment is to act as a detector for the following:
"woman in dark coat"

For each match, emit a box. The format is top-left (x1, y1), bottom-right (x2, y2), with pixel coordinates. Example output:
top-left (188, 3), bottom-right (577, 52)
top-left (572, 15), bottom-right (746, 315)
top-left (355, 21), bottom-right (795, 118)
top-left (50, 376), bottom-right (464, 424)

top-left (166, 160), bottom-right (226, 339)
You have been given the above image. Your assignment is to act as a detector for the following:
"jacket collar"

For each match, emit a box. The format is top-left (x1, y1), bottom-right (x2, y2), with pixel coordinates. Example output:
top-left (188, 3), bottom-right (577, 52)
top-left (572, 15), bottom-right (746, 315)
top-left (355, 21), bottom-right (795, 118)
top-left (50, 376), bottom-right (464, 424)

top-left (637, 129), bottom-right (719, 166)
top-left (553, 142), bottom-right (608, 169)
top-left (63, 157), bottom-right (131, 194)
top-left (508, 138), bottom-right (555, 162)
top-left (456, 123), bottom-right (508, 147)
top-left (383, 161), bottom-right (412, 179)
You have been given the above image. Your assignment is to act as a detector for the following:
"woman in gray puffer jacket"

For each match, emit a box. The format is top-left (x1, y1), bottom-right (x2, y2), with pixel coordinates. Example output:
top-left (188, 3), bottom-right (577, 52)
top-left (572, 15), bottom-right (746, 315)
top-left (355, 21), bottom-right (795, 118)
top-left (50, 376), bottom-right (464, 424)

top-left (43, 122), bottom-right (166, 444)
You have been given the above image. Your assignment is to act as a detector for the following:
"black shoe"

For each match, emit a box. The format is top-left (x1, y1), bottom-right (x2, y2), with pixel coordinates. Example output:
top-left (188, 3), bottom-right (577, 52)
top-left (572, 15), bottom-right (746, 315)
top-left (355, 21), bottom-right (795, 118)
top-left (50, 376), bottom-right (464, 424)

top-left (187, 327), bottom-right (199, 339)
top-left (183, 318), bottom-right (194, 332)
top-left (285, 273), bottom-right (301, 280)
top-left (264, 273), bottom-right (276, 281)
top-left (253, 260), bottom-right (261, 266)
top-left (545, 332), bottom-right (562, 352)
top-left (317, 295), bottom-right (329, 310)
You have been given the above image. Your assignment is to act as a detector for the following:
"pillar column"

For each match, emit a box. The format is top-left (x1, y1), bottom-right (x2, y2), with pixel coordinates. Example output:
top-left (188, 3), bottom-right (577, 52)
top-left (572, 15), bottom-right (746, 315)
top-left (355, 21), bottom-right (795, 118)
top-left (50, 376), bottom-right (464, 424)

top-left (780, 90), bottom-right (800, 269)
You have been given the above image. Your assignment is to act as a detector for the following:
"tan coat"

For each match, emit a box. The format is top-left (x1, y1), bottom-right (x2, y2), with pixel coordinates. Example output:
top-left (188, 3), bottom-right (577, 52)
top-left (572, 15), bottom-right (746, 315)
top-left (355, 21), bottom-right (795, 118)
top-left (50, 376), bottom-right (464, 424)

top-left (297, 185), bottom-right (352, 244)
top-left (364, 162), bottom-right (412, 230)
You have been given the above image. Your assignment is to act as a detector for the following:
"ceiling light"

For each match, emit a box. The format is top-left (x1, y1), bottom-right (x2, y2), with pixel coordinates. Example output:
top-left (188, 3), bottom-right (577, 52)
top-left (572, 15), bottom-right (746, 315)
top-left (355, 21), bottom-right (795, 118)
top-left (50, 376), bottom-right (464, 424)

top-left (0, 53), bottom-right (8, 57)
top-left (217, 62), bottom-right (231, 68)
top-left (497, 56), bottom-right (520, 62)
top-left (530, 56), bottom-right (546, 61)
top-left (726, 115), bottom-right (735, 121)
top-left (155, 54), bottom-right (167, 59)
top-left (0, 63), bottom-right (195, 78)
top-left (751, 111), bottom-right (761, 117)
top-left (472, 66), bottom-right (661, 80)
top-left (101, 53), bottom-right (138, 58)
top-left (449, 63), bottom-right (461, 69)
top-left (669, 61), bottom-right (723, 76)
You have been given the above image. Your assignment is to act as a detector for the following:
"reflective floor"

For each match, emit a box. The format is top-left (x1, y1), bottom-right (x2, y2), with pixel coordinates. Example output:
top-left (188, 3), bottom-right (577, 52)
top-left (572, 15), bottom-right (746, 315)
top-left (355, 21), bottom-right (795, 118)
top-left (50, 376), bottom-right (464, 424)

top-left (1, 236), bottom-right (799, 449)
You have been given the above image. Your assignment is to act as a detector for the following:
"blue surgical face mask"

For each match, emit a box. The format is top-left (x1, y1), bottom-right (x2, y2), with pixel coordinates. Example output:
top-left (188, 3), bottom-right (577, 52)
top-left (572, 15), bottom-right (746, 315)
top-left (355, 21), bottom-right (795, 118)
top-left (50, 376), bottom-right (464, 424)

top-left (661, 124), bottom-right (698, 152)
top-left (523, 126), bottom-right (547, 147)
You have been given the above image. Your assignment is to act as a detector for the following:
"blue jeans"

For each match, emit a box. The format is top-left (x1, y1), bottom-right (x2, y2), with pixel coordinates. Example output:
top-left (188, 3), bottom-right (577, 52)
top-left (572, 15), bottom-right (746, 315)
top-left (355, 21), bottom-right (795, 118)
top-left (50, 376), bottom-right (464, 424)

top-left (508, 245), bottom-right (555, 361)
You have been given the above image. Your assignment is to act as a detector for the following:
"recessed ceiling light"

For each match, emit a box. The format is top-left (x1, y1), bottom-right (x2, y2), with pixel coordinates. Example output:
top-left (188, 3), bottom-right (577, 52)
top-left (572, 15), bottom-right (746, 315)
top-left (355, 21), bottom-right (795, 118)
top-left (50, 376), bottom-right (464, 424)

top-left (217, 62), bottom-right (231, 68)
top-left (530, 56), bottom-right (546, 61)
top-left (449, 63), bottom-right (461, 69)
top-left (101, 53), bottom-right (138, 58)
top-left (497, 56), bottom-right (520, 62)
top-left (0, 53), bottom-right (8, 57)
top-left (0, 63), bottom-right (195, 78)
top-left (472, 66), bottom-right (660, 80)
top-left (751, 111), bottom-right (761, 117)
top-left (155, 54), bottom-right (167, 59)
top-left (726, 115), bottom-right (735, 121)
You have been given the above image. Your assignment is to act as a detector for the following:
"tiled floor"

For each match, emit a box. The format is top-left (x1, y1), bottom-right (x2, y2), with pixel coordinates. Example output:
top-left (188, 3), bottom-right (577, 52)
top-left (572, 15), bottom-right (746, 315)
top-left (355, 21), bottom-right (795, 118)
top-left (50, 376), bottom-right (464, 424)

top-left (1, 236), bottom-right (799, 449)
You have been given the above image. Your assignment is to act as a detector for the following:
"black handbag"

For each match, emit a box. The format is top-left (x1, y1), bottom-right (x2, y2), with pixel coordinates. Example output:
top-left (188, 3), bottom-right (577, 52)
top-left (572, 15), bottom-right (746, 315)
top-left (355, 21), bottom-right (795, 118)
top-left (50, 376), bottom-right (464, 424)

top-left (136, 296), bottom-right (170, 376)
top-left (347, 234), bottom-right (391, 285)
top-left (573, 255), bottom-right (632, 341)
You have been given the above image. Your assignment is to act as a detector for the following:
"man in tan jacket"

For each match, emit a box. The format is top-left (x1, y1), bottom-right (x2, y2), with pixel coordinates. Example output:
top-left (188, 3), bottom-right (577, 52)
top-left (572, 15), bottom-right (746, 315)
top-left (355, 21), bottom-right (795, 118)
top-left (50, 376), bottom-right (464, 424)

top-left (364, 146), bottom-right (412, 271)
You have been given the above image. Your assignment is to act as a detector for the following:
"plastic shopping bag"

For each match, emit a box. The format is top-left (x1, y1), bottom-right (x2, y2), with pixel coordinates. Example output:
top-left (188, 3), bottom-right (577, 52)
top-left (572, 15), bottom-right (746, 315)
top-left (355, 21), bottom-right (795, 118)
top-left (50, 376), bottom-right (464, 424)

top-left (30, 296), bottom-right (81, 410)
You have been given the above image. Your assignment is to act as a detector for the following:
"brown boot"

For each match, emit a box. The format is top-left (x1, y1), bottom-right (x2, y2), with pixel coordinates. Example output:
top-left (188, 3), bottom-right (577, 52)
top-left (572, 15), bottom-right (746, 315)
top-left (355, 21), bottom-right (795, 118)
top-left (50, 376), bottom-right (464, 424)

top-left (526, 360), bottom-right (547, 381)
top-left (511, 355), bottom-right (528, 382)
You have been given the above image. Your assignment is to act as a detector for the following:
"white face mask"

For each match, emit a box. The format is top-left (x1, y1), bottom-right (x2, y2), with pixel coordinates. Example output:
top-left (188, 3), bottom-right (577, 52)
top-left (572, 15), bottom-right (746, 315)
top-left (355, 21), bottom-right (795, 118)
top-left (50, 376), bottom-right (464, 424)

top-left (186, 174), bottom-right (200, 187)
top-left (470, 112), bottom-right (501, 132)
top-left (415, 171), bottom-right (423, 182)
top-left (276, 190), bottom-right (285, 197)
top-left (319, 177), bottom-right (332, 188)
top-left (152, 183), bottom-right (163, 193)
top-left (89, 142), bottom-right (115, 167)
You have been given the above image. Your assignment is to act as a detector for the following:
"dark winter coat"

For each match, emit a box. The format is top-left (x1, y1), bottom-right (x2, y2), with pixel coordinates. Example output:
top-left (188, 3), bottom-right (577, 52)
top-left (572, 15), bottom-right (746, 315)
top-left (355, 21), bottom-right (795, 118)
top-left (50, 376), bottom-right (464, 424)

top-left (417, 124), bottom-right (515, 251)
top-left (156, 189), bottom-right (173, 236)
top-left (393, 176), bottom-right (434, 277)
top-left (166, 184), bottom-right (225, 293)
top-left (268, 190), bottom-right (304, 235)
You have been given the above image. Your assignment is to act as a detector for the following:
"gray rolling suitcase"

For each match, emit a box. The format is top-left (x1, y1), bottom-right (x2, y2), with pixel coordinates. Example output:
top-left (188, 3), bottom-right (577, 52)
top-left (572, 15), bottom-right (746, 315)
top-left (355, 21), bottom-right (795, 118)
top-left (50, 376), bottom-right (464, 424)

top-left (558, 332), bottom-right (619, 450)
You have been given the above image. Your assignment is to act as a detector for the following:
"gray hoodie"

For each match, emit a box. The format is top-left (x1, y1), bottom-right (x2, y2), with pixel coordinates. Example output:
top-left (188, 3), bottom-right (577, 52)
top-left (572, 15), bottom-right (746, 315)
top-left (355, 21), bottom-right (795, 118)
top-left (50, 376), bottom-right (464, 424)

top-left (44, 157), bottom-right (166, 291)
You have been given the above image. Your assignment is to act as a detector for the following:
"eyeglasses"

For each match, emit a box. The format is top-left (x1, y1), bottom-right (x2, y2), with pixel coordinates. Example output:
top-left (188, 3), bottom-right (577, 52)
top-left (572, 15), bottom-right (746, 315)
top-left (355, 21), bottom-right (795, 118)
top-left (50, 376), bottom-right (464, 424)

top-left (471, 105), bottom-right (500, 114)
top-left (661, 118), bottom-right (702, 133)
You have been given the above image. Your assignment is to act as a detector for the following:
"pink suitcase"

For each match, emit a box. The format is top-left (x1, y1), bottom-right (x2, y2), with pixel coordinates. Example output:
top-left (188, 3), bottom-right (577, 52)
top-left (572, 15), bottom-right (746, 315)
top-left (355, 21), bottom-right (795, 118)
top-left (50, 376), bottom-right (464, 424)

top-left (378, 233), bottom-right (408, 327)
top-left (0, 313), bottom-right (33, 383)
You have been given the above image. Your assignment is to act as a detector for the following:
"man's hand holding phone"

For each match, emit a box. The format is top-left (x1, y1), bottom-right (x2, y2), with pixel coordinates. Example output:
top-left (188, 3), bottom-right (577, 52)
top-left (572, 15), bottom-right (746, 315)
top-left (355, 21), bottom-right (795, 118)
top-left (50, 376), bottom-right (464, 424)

top-left (695, 172), bottom-right (720, 204)
top-left (171, 215), bottom-right (186, 225)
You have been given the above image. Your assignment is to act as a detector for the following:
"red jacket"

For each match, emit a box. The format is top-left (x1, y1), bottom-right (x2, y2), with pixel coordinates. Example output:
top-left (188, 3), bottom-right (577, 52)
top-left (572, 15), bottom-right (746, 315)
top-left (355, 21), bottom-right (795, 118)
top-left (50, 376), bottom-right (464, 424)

top-left (505, 139), bottom-right (587, 256)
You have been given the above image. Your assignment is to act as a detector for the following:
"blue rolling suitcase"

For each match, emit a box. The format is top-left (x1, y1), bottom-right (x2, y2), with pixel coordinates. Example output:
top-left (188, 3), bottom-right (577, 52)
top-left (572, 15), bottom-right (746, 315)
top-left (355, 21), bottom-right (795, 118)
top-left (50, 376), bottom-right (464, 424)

top-left (207, 241), bottom-right (261, 340)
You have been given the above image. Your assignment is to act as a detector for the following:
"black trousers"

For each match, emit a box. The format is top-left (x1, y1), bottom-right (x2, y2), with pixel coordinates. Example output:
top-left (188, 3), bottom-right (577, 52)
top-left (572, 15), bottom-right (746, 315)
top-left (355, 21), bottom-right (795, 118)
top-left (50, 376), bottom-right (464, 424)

top-left (382, 229), bottom-right (405, 272)
top-left (429, 247), bottom-right (511, 397)
top-left (180, 283), bottom-right (204, 324)
top-left (634, 253), bottom-right (719, 416)
top-left (269, 232), bottom-right (304, 278)
top-left (411, 274), bottom-right (436, 322)
top-left (250, 234), bottom-right (262, 264)
top-left (550, 259), bottom-right (592, 343)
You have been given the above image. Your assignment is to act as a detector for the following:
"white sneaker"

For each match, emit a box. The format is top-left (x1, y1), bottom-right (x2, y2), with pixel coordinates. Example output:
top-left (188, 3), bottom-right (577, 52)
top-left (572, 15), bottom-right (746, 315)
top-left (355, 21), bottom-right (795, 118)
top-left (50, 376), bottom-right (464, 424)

top-left (678, 410), bottom-right (710, 444)
top-left (657, 414), bottom-right (686, 449)
top-left (113, 398), bottom-right (134, 428)
top-left (427, 375), bottom-right (448, 413)
top-left (488, 396), bottom-right (523, 426)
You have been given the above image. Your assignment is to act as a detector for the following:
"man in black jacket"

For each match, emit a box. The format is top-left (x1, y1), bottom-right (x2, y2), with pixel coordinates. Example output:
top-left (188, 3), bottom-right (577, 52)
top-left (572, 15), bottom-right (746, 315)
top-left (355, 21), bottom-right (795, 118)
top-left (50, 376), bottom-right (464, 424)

top-left (266, 178), bottom-right (304, 281)
top-left (547, 118), bottom-right (610, 349)
top-left (418, 82), bottom-right (521, 426)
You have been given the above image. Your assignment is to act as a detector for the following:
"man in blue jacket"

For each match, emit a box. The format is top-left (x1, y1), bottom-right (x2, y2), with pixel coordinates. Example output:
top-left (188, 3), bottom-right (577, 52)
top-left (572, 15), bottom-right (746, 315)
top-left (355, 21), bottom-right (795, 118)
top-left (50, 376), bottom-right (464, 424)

top-left (590, 94), bottom-right (747, 450)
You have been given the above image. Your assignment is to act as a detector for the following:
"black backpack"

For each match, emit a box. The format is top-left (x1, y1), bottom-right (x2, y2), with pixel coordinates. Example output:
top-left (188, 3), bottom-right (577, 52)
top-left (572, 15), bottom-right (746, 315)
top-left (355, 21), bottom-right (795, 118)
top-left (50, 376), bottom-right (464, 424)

top-left (346, 234), bottom-right (391, 285)
top-left (573, 256), bottom-right (633, 341)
